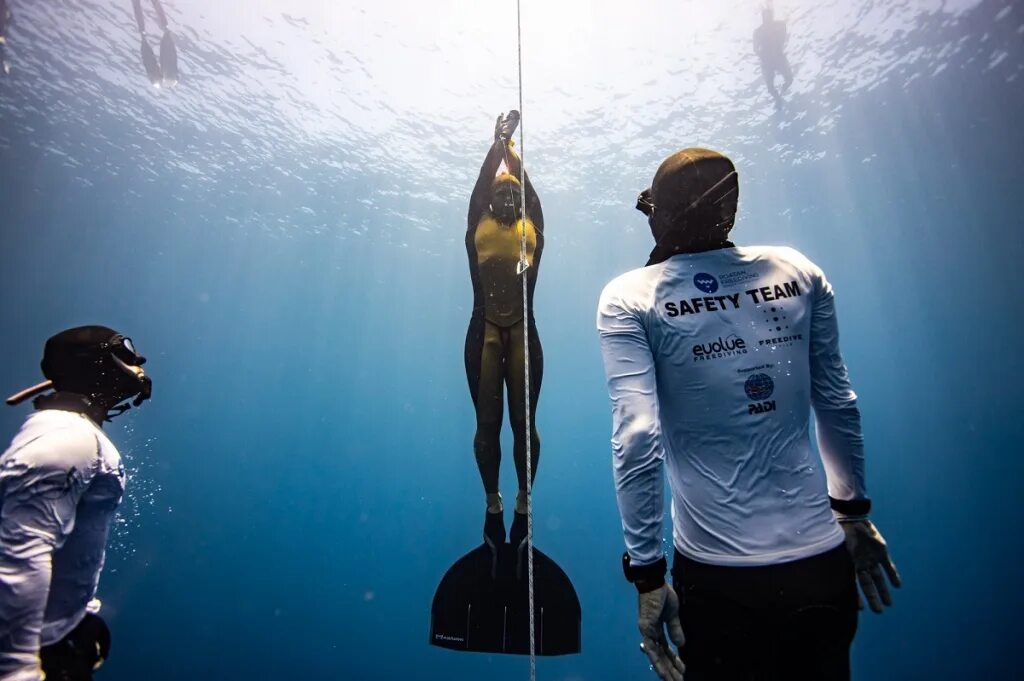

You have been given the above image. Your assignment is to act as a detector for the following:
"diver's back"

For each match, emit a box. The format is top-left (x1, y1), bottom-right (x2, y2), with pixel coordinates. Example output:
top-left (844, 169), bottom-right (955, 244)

top-left (640, 246), bottom-right (844, 566)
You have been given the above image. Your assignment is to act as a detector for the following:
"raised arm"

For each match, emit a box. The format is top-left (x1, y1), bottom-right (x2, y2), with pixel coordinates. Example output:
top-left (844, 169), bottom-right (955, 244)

top-left (0, 430), bottom-right (96, 681)
top-left (468, 138), bottom-right (508, 230)
top-left (597, 285), bottom-right (665, 567)
top-left (501, 143), bottom-right (544, 233)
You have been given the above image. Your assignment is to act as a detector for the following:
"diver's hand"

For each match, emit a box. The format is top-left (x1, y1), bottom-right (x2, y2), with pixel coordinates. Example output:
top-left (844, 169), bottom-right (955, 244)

top-left (839, 519), bottom-right (901, 613)
top-left (637, 584), bottom-right (686, 681)
top-left (494, 110), bottom-right (520, 142)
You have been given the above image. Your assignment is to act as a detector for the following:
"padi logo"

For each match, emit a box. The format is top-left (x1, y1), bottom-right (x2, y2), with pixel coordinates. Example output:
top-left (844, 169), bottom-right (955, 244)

top-left (693, 273), bottom-right (719, 294)
top-left (744, 373), bottom-right (774, 400)
top-left (693, 334), bottom-right (748, 362)
top-left (744, 373), bottom-right (776, 415)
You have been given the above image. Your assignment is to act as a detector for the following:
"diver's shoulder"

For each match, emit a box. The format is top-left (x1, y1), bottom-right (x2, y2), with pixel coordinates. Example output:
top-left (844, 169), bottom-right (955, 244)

top-left (2, 410), bottom-right (100, 470)
top-left (599, 265), bottom-right (661, 309)
top-left (601, 264), bottom-right (660, 295)
top-left (742, 245), bottom-right (821, 272)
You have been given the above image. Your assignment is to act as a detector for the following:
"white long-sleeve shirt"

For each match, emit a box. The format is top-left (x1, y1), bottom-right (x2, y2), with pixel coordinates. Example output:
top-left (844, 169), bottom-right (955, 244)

top-left (0, 408), bottom-right (125, 681)
top-left (597, 246), bottom-right (865, 567)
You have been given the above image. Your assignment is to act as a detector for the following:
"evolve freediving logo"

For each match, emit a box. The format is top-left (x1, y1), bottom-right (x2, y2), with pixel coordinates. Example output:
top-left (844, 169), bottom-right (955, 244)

top-left (694, 273), bottom-right (719, 294)
top-left (744, 373), bottom-right (776, 415)
top-left (693, 334), bottom-right (748, 362)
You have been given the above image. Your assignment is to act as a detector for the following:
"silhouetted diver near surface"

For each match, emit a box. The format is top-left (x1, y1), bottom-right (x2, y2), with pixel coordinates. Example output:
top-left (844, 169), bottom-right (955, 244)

top-left (132, 0), bottom-right (177, 87)
top-left (0, 0), bottom-right (12, 76)
top-left (754, 5), bottom-right (792, 108)
top-left (430, 112), bottom-right (580, 657)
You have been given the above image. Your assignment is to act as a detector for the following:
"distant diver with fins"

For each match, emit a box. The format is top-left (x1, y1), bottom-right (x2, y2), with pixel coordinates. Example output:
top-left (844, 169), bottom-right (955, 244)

top-left (0, 0), bottom-right (12, 76)
top-left (131, 0), bottom-right (177, 88)
top-left (430, 111), bottom-right (580, 656)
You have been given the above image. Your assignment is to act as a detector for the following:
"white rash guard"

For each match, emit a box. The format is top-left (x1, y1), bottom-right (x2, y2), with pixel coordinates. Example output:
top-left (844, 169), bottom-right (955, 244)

top-left (0, 408), bottom-right (125, 681)
top-left (597, 246), bottom-right (866, 568)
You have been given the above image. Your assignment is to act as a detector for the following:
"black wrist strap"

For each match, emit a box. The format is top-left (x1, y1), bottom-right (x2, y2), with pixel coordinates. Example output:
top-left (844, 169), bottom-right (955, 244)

top-left (622, 553), bottom-right (667, 594)
top-left (829, 496), bottom-right (871, 516)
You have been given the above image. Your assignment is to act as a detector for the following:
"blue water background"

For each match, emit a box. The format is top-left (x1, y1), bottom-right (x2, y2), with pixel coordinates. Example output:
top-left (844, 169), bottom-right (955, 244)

top-left (1, 1), bottom-right (1021, 679)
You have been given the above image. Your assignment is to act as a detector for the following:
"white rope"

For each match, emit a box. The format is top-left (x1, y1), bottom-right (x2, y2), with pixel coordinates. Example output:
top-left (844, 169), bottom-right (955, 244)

top-left (514, 1), bottom-right (536, 679)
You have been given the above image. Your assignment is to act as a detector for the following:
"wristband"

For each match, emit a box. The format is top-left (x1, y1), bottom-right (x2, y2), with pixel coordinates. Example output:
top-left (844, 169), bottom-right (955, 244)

top-left (829, 496), bottom-right (871, 517)
top-left (622, 553), bottom-right (667, 594)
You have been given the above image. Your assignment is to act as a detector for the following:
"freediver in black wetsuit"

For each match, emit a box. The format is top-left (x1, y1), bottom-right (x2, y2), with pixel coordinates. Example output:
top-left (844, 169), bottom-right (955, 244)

top-left (465, 110), bottom-right (544, 558)
top-left (132, 0), bottom-right (177, 87)
top-left (754, 5), bottom-right (793, 109)
top-left (431, 112), bottom-right (579, 657)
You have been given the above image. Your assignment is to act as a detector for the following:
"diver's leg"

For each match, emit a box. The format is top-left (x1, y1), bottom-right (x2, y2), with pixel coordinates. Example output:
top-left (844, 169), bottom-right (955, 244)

top-left (762, 62), bottom-right (782, 104)
top-left (507, 320), bottom-right (541, 510)
top-left (132, 0), bottom-right (146, 34)
top-left (149, 0), bottom-right (169, 31)
top-left (773, 545), bottom-right (858, 680)
top-left (780, 58), bottom-right (794, 93)
top-left (467, 318), bottom-right (507, 556)
top-left (506, 320), bottom-right (541, 555)
top-left (672, 552), bottom-right (765, 681)
top-left (465, 316), bottom-right (504, 505)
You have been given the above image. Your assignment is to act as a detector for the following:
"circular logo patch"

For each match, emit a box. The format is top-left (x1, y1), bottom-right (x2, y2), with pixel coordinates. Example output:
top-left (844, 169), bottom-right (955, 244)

top-left (693, 273), bottom-right (719, 294)
top-left (744, 373), bottom-right (775, 401)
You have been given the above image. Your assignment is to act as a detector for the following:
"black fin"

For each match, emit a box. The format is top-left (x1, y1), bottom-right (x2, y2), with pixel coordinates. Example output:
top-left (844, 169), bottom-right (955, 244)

top-left (430, 543), bottom-right (581, 656)
top-left (141, 38), bottom-right (161, 86)
top-left (159, 30), bottom-right (178, 87)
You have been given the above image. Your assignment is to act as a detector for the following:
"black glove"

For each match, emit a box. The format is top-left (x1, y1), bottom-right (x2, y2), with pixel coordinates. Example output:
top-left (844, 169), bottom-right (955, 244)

top-left (839, 518), bottom-right (901, 613)
top-left (637, 585), bottom-right (686, 681)
top-left (40, 613), bottom-right (110, 681)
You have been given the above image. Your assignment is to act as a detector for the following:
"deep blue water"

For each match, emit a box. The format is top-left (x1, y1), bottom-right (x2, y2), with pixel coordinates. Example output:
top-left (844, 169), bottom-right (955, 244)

top-left (1, 1), bottom-right (1021, 679)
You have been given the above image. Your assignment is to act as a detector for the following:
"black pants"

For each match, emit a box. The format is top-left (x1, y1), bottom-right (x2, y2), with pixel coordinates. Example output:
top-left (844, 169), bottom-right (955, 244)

top-left (40, 614), bottom-right (110, 681)
top-left (672, 544), bottom-right (858, 681)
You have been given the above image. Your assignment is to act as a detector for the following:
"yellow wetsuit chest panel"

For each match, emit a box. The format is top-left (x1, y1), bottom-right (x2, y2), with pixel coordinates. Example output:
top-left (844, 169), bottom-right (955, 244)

top-left (474, 216), bottom-right (538, 327)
